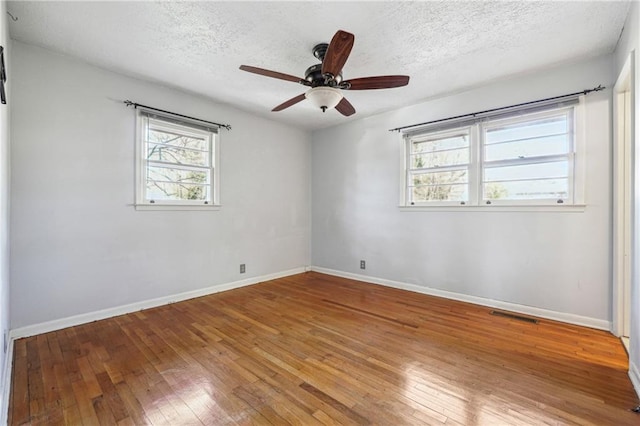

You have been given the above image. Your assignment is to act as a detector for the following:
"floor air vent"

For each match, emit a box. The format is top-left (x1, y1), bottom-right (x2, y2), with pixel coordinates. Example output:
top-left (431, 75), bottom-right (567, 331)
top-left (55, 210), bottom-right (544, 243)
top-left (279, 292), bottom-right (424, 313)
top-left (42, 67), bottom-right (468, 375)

top-left (490, 310), bottom-right (538, 324)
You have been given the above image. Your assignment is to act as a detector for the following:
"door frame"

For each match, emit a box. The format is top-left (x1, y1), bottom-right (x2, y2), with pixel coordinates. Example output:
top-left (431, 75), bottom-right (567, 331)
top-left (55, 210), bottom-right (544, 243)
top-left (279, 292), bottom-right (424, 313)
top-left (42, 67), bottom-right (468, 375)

top-left (613, 51), bottom-right (635, 337)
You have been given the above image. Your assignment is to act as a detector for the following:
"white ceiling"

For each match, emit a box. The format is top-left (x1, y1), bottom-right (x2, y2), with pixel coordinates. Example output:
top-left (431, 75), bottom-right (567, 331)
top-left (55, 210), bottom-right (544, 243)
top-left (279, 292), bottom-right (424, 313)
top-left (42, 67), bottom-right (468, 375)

top-left (6, 1), bottom-right (631, 131)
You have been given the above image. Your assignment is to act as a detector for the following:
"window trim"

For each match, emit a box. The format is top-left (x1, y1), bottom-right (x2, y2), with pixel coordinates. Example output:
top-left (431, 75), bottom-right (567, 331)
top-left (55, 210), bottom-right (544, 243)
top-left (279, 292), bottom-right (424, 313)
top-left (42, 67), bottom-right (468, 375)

top-left (135, 109), bottom-right (221, 211)
top-left (398, 204), bottom-right (587, 213)
top-left (400, 101), bottom-right (585, 210)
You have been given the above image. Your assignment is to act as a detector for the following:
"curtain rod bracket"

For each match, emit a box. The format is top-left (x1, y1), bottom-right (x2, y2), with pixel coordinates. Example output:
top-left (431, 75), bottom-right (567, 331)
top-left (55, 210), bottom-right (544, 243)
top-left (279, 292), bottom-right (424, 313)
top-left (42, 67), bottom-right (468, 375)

top-left (123, 100), bottom-right (231, 131)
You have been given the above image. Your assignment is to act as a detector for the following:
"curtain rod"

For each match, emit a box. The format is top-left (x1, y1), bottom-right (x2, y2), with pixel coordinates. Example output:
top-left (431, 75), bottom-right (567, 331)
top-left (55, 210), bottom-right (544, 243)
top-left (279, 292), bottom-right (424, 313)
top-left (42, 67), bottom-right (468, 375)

top-left (124, 100), bottom-right (232, 131)
top-left (388, 85), bottom-right (605, 133)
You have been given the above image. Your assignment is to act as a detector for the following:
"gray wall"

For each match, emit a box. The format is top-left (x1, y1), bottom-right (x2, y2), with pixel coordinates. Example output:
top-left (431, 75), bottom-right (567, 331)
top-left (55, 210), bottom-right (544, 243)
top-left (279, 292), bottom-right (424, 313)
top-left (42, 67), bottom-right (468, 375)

top-left (312, 55), bottom-right (614, 324)
top-left (10, 42), bottom-right (311, 329)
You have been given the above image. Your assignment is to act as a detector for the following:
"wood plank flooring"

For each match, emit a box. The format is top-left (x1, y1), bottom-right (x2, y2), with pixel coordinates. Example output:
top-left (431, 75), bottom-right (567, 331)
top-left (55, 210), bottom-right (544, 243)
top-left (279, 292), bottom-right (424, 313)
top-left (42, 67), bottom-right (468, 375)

top-left (8, 272), bottom-right (640, 425)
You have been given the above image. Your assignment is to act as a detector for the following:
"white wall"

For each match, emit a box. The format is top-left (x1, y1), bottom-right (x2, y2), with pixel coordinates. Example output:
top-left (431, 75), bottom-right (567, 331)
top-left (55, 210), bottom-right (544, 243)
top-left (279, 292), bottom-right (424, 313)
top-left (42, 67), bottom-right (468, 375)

top-left (614, 0), bottom-right (640, 396)
top-left (0, 0), bottom-right (10, 409)
top-left (312, 55), bottom-right (614, 324)
top-left (10, 42), bottom-right (311, 329)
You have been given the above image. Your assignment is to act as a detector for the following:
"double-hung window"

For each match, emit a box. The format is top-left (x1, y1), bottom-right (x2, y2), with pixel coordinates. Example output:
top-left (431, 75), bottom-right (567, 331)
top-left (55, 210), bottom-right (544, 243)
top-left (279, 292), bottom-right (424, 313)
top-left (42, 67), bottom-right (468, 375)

top-left (403, 102), bottom-right (582, 208)
top-left (135, 110), bottom-right (220, 209)
top-left (482, 108), bottom-right (574, 205)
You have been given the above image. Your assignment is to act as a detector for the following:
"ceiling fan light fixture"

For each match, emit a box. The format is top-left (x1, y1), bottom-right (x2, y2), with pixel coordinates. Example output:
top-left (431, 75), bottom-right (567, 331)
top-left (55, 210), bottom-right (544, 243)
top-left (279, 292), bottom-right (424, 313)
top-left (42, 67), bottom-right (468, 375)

top-left (305, 86), bottom-right (343, 112)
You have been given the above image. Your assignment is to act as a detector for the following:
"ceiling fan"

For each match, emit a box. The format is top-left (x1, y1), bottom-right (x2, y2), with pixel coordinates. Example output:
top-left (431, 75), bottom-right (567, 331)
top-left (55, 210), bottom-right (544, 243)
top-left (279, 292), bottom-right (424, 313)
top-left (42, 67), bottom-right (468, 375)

top-left (239, 30), bottom-right (410, 117)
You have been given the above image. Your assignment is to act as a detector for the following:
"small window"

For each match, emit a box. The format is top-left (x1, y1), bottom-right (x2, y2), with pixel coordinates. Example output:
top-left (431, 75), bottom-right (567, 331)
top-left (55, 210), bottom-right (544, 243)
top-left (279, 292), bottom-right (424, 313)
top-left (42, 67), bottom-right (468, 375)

top-left (402, 104), bottom-right (580, 208)
top-left (136, 111), bottom-right (219, 209)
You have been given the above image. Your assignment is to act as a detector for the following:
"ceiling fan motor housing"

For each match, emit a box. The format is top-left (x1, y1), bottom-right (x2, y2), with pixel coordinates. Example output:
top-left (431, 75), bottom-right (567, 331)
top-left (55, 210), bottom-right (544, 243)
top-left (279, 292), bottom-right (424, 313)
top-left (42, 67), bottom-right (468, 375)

top-left (305, 64), bottom-right (343, 87)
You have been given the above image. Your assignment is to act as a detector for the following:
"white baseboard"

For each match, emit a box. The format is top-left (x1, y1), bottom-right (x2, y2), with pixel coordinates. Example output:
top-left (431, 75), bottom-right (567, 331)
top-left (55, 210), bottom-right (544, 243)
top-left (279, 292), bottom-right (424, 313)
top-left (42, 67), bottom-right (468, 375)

top-left (0, 336), bottom-right (14, 426)
top-left (311, 267), bottom-right (611, 331)
top-left (630, 362), bottom-right (640, 399)
top-left (10, 267), bottom-right (306, 340)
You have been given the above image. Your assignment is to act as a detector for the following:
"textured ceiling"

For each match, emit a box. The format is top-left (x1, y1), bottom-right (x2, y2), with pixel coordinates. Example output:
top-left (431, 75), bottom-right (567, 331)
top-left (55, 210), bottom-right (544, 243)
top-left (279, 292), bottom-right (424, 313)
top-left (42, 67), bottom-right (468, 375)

top-left (6, 1), bottom-right (631, 131)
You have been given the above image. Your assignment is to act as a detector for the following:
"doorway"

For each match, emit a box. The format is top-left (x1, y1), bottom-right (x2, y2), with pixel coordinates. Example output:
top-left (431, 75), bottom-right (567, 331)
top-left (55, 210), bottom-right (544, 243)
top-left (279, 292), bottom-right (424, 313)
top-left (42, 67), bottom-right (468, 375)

top-left (613, 52), bottom-right (634, 352)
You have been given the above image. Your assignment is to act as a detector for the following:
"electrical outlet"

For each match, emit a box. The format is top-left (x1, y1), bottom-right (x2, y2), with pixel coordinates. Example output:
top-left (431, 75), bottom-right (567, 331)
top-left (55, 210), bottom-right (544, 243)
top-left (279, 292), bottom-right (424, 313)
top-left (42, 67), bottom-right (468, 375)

top-left (240, 264), bottom-right (246, 274)
top-left (360, 260), bottom-right (366, 270)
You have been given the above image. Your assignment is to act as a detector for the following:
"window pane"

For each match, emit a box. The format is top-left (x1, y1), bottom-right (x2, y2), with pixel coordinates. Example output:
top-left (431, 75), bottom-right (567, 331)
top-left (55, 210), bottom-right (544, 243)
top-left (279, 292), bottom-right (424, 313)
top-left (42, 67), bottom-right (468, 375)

top-left (412, 148), bottom-right (469, 168)
top-left (412, 183), bottom-right (468, 202)
top-left (412, 133), bottom-right (469, 153)
top-left (147, 166), bottom-right (209, 185)
top-left (484, 178), bottom-right (568, 200)
top-left (147, 143), bottom-right (209, 167)
top-left (148, 128), bottom-right (208, 151)
top-left (410, 170), bottom-right (468, 202)
top-left (146, 181), bottom-right (208, 201)
top-left (412, 170), bottom-right (468, 186)
top-left (484, 134), bottom-right (569, 162)
top-left (486, 116), bottom-right (567, 145)
top-left (484, 161), bottom-right (568, 182)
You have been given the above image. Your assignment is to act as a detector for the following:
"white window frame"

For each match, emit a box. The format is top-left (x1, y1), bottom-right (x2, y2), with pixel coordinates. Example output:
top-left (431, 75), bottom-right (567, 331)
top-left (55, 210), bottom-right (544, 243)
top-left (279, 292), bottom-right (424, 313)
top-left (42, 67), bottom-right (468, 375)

top-left (400, 101), bottom-right (586, 211)
top-left (404, 126), bottom-right (473, 207)
top-left (479, 107), bottom-right (576, 207)
top-left (135, 110), bottom-right (221, 211)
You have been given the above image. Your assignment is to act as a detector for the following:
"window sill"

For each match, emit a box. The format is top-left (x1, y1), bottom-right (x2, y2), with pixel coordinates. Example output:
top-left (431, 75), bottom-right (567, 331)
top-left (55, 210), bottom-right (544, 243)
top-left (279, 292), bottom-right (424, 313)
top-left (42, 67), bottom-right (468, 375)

top-left (399, 204), bottom-right (586, 213)
top-left (134, 204), bottom-right (221, 211)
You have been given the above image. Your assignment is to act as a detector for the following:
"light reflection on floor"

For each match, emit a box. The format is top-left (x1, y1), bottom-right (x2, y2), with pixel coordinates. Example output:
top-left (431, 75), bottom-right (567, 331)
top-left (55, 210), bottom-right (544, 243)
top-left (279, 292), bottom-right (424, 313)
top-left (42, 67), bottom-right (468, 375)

top-left (401, 360), bottom-right (564, 425)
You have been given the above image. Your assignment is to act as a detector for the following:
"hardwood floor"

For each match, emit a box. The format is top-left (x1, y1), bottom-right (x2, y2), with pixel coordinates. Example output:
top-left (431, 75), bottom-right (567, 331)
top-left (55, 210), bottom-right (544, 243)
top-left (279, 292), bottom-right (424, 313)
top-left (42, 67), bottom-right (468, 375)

top-left (8, 272), bottom-right (639, 425)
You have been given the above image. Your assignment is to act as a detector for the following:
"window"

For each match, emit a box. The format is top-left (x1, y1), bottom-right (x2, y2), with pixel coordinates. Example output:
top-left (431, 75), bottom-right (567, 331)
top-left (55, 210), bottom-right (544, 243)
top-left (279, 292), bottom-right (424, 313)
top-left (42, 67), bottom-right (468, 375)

top-left (408, 127), bottom-right (472, 205)
top-left (136, 110), bottom-right (220, 209)
top-left (403, 104), bottom-right (581, 208)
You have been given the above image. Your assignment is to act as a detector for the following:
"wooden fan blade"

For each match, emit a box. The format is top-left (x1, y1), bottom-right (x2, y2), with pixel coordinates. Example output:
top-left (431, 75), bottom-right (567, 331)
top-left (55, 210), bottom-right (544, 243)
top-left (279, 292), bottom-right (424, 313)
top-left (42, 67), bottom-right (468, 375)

top-left (272, 93), bottom-right (306, 112)
top-left (344, 75), bottom-right (410, 90)
top-left (322, 30), bottom-right (355, 77)
top-left (240, 65), bottom-right (304, 83)
top-left (335, 97), bottom-right (356, 117)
